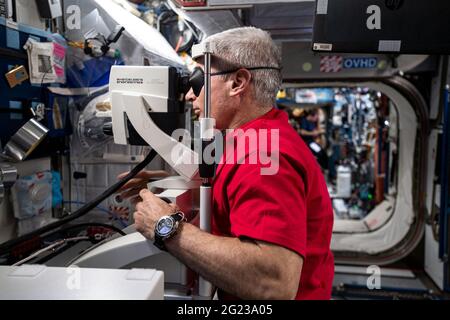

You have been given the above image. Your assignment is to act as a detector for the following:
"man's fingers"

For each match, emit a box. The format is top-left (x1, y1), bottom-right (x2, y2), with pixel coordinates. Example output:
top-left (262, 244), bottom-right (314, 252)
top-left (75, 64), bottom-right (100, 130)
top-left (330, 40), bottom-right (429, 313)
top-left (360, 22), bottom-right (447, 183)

top-left (139, 189), bottom-right (159, 201)
top-left (143, 170), bottom-right (171, 180)
top-left (117, 170), bottom-right (171, 192)
top-left (135, 202), bottom-right (143, 213)
top-left (118, 170), bottom-right (147, 180)
top-left (120, 187), bottom-right (145, 200)
top-left (133, 211), bottom-right (142, 226)
top-left (118, 178), bottom-right (146, 192)
top-left (116, 170), bottom-right (174, 204)
top-left (118, 170), bottom-right (170, 181)
top-left (117, 171), bottom-right (130, 180)
top-left (130, 196), bottom-right (143, 206)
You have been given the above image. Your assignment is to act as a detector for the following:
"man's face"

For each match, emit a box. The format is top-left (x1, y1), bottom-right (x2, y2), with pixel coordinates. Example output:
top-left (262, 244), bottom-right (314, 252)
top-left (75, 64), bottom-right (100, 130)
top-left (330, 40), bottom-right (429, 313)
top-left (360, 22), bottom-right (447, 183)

top-left (186, 63), bottom-right (236, 130)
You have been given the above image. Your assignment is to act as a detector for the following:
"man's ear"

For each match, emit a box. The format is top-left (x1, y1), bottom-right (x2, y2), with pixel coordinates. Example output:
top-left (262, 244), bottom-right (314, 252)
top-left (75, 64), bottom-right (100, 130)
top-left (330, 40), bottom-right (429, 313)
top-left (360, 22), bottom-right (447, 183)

top-left (230, 69), bottom-right (252, 97)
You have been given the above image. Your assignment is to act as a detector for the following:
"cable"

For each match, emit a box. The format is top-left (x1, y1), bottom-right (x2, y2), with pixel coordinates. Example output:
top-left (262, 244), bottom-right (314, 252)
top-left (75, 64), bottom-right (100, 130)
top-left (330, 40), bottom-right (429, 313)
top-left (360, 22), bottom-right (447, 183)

top-left (65, 201), bottom-right (115, 217)
top-left (43, 222), bottom-right (127, 239)
top-left (12, 236), bottom-right (90, 267)
top-left (0, 149), bottom-right (158, 256)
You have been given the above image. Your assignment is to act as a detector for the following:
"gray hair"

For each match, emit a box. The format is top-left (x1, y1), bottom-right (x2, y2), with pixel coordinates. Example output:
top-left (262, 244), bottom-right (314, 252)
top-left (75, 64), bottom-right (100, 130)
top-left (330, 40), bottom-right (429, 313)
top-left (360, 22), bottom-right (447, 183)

top-left (204, 27), bottom-right (282, 107)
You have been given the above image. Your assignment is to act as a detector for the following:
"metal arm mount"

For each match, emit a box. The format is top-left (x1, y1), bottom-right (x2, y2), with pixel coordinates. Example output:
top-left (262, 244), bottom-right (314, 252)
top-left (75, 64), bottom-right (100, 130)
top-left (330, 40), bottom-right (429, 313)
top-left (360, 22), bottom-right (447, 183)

top-left (193, 42), bottom-right (217, 298)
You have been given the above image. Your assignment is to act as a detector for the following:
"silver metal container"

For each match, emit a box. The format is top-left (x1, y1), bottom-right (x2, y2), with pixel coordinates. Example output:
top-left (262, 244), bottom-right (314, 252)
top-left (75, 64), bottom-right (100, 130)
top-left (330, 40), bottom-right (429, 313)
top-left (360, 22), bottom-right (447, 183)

top-left (3, 119), bottom-right (49, 162)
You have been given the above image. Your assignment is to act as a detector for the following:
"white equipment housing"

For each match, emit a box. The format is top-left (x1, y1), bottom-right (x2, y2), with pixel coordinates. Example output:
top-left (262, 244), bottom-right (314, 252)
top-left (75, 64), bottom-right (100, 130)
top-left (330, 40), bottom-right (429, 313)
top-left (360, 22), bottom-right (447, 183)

top-left (0, 265), bottom-right (164, 300)
top-left (109, 66), bottom-right (199, 180)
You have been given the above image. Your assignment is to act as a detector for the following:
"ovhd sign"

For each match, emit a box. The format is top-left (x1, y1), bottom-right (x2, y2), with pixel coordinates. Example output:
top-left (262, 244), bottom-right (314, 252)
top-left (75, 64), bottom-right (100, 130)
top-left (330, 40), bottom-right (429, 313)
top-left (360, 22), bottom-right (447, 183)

top-left (312, 0), bottom-right (450, 54)
top-left (343, 58), bottom-right (378, 69)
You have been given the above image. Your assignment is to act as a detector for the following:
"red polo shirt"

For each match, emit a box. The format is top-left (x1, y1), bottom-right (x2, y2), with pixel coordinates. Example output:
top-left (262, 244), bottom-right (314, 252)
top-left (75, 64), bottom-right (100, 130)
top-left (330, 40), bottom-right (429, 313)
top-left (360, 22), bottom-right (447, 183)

top-left (211, 108), bottom-right (334, 300)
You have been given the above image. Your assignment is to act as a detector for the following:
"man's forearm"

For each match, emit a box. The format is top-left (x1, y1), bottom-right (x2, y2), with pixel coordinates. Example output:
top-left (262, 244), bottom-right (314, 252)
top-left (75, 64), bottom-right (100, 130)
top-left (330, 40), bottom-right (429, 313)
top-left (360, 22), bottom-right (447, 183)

top-left (165, 223), bottom-right (293, 300)
top-left (300, 130), bottom-right (317, 137)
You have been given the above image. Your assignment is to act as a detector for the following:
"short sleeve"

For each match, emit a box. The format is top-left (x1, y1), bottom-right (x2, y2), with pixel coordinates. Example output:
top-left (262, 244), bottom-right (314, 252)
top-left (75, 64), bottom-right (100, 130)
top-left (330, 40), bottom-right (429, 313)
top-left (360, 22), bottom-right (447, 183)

top-left (226, 153), bottom-right (307, 258)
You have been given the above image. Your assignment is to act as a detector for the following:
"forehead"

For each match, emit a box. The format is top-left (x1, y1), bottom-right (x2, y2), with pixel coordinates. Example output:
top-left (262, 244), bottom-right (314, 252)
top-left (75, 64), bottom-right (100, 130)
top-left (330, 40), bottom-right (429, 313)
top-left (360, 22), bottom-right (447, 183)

top-left (194, 55), bottom-right (235, 69)
top-left (193, 58), bottom-right (221, 72)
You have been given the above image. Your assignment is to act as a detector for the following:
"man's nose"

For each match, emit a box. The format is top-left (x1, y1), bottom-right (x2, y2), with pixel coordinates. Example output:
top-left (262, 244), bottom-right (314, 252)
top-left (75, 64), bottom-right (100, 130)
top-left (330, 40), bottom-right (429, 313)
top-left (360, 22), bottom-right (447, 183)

top-left (186, 88), bottom-right (197, 102)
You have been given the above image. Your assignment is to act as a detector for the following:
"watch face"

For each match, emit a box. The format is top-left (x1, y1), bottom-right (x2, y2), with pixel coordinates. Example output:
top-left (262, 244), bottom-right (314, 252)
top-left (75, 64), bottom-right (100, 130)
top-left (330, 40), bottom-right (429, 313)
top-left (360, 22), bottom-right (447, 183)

top-left (156, 217), bottom-right (174, 237)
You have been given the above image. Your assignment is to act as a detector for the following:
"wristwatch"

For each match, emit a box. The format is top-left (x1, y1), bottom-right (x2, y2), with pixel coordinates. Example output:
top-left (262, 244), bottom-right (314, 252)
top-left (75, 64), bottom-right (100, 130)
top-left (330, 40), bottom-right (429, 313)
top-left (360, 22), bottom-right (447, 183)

top-left (154, 212), bottom-right (186, 252)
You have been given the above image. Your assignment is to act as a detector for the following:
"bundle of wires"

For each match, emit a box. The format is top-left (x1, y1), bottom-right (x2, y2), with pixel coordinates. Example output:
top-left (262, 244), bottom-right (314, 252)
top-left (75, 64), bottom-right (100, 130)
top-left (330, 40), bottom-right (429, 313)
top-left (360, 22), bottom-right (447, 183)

top-left (0, 149), bottom-right (157, 257)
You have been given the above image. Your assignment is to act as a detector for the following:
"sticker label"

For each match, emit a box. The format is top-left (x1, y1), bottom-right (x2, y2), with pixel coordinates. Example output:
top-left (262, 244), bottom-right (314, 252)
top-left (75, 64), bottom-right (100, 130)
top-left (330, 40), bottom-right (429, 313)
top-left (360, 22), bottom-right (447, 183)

top-left (378, 40), bottom-right (401, 52)
top-left (343, 57), bottom-right (378, 69)
top-left (320, 56), bottom-right (343, 73)
top-left (313, 43), bottom-right (333, 52)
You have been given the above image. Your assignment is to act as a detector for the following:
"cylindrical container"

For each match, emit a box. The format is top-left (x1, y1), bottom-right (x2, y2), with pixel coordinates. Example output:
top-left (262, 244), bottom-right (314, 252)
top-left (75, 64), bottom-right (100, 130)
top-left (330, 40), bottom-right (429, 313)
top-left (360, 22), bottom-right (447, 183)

top-left (4, 119), bottom-right (49, 162)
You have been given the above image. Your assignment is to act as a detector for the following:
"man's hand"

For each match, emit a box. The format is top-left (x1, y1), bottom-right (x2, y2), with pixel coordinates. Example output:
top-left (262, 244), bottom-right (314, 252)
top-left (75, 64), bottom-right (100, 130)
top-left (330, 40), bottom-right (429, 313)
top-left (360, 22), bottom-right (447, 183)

top-left (134, 189), bottom-right (178, 241)
top-left (117, 170), bottom-right (170, 201)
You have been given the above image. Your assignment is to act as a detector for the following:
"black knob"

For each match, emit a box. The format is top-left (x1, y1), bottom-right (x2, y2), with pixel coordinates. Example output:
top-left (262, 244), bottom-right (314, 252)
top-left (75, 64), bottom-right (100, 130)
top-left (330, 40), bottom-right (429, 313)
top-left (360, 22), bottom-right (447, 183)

top-left (103, 122), bottom-right (113, 136)
top-left (73, 172), bottom-right (87, 180)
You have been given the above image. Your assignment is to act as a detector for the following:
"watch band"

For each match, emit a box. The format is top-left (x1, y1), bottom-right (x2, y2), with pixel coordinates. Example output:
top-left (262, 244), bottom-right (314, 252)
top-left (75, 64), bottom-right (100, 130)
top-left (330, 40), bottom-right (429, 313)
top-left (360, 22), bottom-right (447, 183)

top-left (154, 236), bottom-right (167, 252)
top-left (154, 212), bottom-right (185, 252)
top-left (172, 212), bottom-right (186, 223)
